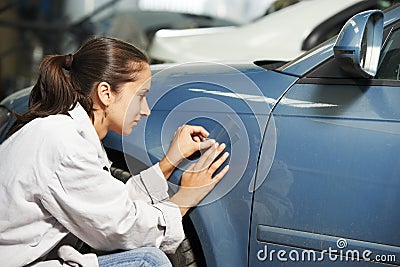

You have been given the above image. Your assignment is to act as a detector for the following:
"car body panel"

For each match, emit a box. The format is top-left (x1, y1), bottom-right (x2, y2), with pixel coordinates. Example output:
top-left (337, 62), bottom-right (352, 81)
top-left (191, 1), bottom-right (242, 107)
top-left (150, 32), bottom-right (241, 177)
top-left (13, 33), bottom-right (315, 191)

top-left (103, 63), bottom-right (299, 266)
top-left (248, 7), bottom-right (400, 264)
top-left (250, 81), bottom-right (400, 266)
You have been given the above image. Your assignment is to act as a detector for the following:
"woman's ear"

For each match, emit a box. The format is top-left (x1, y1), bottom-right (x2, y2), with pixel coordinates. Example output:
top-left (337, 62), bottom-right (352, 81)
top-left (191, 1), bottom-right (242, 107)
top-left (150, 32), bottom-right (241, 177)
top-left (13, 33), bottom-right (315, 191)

top-left (96, 82), bottom-right (113, 107)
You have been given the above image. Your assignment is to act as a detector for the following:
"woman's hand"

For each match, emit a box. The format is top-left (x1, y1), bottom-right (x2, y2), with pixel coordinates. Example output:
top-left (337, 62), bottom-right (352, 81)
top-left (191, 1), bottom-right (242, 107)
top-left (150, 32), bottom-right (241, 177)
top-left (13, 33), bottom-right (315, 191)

top-left (170, 142), bottom-right (230, 216)
top-left (160, 125), bottom-right (216, 179)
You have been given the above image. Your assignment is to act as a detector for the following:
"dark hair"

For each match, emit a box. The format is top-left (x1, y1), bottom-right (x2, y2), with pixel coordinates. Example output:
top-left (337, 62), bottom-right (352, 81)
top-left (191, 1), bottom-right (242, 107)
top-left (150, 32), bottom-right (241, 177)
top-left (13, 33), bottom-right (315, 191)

top-left (6, 36), bottom-right (149, 139)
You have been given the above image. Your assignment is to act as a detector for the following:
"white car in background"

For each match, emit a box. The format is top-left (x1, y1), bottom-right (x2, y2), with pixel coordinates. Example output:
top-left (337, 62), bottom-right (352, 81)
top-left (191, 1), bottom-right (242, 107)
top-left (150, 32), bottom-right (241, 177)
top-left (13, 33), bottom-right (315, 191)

top-left (148, 0), bottom-right (393, 63)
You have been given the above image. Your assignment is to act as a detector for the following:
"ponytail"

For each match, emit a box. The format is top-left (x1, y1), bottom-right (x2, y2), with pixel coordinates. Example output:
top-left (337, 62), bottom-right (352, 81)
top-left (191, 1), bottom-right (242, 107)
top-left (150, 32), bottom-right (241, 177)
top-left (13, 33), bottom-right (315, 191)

top-left (6, 54), bottom-right (79, 139)
top-left (5, 36), bottom-right (149, 139)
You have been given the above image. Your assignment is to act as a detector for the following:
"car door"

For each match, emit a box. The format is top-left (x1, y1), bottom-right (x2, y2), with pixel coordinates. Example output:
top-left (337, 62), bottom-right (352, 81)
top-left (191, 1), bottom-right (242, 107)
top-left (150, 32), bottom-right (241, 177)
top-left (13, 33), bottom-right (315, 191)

top-left (249, 23), bottom-right (400, 266)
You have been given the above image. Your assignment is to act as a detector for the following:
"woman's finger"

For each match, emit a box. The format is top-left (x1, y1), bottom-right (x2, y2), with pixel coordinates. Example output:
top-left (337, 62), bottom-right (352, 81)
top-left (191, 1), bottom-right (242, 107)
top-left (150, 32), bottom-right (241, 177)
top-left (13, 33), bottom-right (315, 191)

top-left (193, 143), bottom-right (219, 171)
top-left (192, 136), bottom-right (201, 142)
top-left (208, 151), bottom-right (229, 174)
top-left (184, 163), bottom-right (196, 174)
top-left (187, 125), bottom-right (209, 138)
top-left (202, 143), bottom-right (226, 168)
top-left (198, 138), bottom-right (215, 150)
top-left (213, 165), bottom-right (230, 181)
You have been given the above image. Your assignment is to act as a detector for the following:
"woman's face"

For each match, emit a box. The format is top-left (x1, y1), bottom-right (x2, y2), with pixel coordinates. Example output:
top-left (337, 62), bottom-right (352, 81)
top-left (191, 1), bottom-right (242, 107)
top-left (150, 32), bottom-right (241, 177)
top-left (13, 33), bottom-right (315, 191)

top-left (108, 63), bottom-right (152, 136)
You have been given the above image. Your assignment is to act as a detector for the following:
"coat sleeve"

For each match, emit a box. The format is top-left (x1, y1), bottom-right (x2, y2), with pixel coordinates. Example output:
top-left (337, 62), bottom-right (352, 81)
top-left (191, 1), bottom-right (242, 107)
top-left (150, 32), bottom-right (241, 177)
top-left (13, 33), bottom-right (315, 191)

top-left (41, 148), bottom-right (184, 254)
top-left (125, 163), bottom-right (169, 204)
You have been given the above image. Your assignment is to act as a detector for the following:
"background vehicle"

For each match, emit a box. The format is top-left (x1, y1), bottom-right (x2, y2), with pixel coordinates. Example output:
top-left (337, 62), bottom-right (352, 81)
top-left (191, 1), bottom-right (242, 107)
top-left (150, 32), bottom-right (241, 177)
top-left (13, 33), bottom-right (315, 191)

top-left (1, 4), bottom-right (400, 267)
top-left (90, 10), bottom-right (237, 51)
top-left (0, 0), bottom-right (236, 100)
top-left (148, 0), bottom-right (394, 63)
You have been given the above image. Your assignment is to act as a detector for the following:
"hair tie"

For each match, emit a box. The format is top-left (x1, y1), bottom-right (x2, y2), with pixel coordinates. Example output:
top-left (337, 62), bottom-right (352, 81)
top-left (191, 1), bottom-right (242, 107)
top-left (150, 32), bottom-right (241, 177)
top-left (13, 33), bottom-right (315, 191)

top-left (63, 54), bottom-right (74, 71)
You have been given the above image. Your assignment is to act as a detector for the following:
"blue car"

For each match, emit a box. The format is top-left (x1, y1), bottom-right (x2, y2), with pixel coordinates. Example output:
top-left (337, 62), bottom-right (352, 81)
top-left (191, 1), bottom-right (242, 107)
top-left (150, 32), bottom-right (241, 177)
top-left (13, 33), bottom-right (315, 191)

top-left (1, 5), bottom-right (399, 267)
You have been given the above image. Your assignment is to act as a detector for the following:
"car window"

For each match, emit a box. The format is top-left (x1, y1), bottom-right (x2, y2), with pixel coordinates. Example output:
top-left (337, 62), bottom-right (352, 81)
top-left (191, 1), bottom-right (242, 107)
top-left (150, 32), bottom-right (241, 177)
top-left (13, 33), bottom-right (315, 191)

top-left (375, 27), bottom-right (400, 80)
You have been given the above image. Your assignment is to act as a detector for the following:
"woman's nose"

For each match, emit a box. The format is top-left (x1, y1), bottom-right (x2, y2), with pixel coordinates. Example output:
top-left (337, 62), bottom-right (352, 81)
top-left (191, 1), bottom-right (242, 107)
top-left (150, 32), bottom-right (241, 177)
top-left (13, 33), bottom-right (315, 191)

top-left (141, 98), bottom-right (150, 117)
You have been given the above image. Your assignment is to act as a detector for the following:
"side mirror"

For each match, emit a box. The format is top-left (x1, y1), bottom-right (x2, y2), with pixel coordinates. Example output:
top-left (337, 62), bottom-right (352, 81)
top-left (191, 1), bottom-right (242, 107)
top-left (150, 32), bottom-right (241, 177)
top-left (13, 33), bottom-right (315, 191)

top-left (333, 10), bottom-right (384, 78)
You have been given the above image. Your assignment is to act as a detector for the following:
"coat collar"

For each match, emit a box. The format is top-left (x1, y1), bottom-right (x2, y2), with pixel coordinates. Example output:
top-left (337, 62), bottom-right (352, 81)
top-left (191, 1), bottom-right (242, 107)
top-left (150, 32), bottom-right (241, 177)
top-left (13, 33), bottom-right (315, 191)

top-left (68, 103), bottom-right (111, 169)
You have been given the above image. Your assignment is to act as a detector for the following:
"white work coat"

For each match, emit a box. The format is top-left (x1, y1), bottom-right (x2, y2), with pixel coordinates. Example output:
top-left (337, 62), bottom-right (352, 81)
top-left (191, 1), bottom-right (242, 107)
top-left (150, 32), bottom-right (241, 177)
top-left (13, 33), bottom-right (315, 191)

top-left (0, 103), bottom-right (184, 267)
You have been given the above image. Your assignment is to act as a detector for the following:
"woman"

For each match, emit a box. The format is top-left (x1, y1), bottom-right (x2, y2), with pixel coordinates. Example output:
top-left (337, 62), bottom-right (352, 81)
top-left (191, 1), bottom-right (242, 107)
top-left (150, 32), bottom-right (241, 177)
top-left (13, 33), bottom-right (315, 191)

top-left (0, 37), bottom-right (229, 266)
